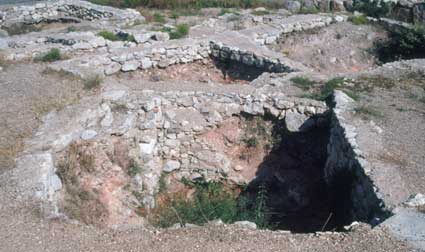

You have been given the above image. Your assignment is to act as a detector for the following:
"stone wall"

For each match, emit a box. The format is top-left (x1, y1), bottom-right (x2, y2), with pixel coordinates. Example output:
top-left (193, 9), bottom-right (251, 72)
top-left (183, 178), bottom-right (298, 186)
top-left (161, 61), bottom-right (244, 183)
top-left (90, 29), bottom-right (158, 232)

top-left (324, 90), bottom-right (386, 224)
top-left (389, 1), bottom-right (425, 23)
top-left (47, 38), bottom-right (306, 78)
top-left (0, 0), bottom-right (144, 26)
top-left (13, 89), bottom-right (327, 221)
top-left (252, 14), bottom-right (346, 46)
top-left (210, 41), bottom-right (298, 73)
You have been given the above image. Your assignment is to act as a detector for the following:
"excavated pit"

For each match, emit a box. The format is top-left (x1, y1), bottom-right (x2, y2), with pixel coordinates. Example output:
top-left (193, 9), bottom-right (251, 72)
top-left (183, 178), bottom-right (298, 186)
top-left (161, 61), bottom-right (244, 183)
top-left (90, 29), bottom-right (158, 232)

top-left (149, 112), bottom-right (365, 233)
top-left (135, 57), bottom-right (269, 84)
top-left (233, 113), bottom-right (352, 232)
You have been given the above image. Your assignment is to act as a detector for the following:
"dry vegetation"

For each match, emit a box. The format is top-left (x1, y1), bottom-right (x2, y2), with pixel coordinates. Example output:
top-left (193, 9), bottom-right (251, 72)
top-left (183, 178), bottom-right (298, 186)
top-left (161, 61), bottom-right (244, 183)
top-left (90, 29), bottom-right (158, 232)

top-left (31, 96), bottom-right (80, 120)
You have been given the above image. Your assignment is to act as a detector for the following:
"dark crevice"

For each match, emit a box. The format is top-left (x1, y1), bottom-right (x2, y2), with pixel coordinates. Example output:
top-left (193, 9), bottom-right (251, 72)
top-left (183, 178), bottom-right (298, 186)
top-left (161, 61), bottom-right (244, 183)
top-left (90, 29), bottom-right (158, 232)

top-left (238, 113), bottom-right (355, 233)
top-left (211, 57), bottom-right (269, 82)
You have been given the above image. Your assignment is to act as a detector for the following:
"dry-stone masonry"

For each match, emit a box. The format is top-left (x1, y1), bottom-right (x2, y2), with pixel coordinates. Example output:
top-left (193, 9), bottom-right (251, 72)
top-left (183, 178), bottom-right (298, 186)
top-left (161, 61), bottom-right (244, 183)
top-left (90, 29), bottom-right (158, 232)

top-left (0, 0), bottom-right (144, 26)
top-left (324, 90), bottom-right (386, 224)
top-left (12, 89), bottom-right (327, 223)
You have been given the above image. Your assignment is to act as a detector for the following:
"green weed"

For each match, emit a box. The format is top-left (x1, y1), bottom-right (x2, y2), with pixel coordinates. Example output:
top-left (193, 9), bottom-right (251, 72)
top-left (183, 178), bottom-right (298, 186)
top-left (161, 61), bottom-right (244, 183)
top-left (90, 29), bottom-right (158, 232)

top-left (163, 23), bottom-right (189, 39)
top-left (373, 24), bottom-right (425, 63)
top-left (290, 76), bottom-right (316, 91)
top-left (343, 89), bottom-right (361, 101)
top-left (348, 14), bottom-right (368, 25)
top-left (38, 48), bottom-right (62, 62)
top-left (98, 30), bottom-right (119, 41)
top-left (83, 75), bottom-right (103, 90)
top-left (128, 160), bottom-right (142, 177)
top-left (150, 178), bottom-right (271, 229)
top-left (251, 9), bottom-right (270, 16)
top-left (153, 12), bottom-right (166, 23)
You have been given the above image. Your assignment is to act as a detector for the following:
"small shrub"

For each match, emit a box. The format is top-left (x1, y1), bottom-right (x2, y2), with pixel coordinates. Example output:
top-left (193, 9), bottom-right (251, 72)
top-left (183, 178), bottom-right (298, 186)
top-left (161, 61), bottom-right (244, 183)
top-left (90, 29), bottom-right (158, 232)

top-left (373, 24), bottom-right (425, 63)
top-left (123, 0), bottom-right (144, 7)
top-left (298, 6), bottom-right (319, 14)
top-left (117, 32), bottom-right (137, 42)
top-left (348, 14), bottom-right (368, 25)
top-left (219, 8), bottom-right (240, 16)
top-left (151, 179), bottom-right (238, 228)
top-left (352, 0), bottom-right (395, 18)
top-left (244, 137), bottom-right (258, 148)
top-left (290, 76), bottom-right (316, 91)
top-left (164, 23), bottom-right (190, 39)
top-left (251, 10), bottom-right (270, 16)
top-left (320, 77), bottom-right (345, 99)
top-left (158, 173), bottom-right (167, 193)
top-left (170, 11), bottom-right (179, 19)
top-left (67, 26), bottom-right (77, 33)
top-left (39, 48), bottom-right (62, 62)
top-left (98, 30), bottom-right (119, 41)
top-left (153, 12), bottom-right (166, 23)
top-left (83, 75), bottom-right (103, 90)
top-left (128, 160), bottom-right (142, 177)
top-left (150, 177), bottom-right (273, 229)
top-left (343, 90), bottom-right (361, 101)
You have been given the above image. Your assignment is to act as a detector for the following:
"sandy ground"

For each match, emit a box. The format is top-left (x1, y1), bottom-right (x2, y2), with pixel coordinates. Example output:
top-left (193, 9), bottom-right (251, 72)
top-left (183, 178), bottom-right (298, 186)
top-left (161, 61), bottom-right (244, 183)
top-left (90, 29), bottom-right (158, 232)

top-left (269, 22), bottom-right (386, 75)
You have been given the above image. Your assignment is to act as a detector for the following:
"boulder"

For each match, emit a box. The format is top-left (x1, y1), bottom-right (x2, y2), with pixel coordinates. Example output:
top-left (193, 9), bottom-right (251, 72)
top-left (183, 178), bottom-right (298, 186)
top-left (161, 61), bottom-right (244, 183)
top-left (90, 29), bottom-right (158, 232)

top-left (285, 110), bottom-right (309, 132)
top-left (134, 32), bottom-right (153, 44)
top-left (153, 31), bottom-right (170, 41)
top-left (234, 221), bottom-right (257, 229)
top-left (141, 58), bottom-right (153, 69)
top-left (121, 60), bottom-right (140, 72)
top-left (405, 193), bottom-right (425, 208)
top-left (81, 130), bottom-right (98, 140)
top-left (163, 160), bottom-right (181, 172)
top-left (104, 62), bottom-right (122, 75)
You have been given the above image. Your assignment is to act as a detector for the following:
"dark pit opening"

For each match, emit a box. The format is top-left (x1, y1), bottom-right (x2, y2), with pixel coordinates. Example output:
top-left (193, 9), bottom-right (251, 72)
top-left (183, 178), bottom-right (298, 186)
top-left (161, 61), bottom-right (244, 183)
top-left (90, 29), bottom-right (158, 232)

top-left (149, 112), bottom-right (383, 232)
top-left (237, 112), bottom-right (353, 233)
top-left (211, 57), bottom-right (270, 82)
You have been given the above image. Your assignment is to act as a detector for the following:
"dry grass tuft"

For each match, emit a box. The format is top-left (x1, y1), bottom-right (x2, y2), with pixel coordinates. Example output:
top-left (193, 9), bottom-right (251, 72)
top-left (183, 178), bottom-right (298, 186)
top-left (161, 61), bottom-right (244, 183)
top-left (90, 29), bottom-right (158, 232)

top-left (31, 96), bottom-right (79, 120)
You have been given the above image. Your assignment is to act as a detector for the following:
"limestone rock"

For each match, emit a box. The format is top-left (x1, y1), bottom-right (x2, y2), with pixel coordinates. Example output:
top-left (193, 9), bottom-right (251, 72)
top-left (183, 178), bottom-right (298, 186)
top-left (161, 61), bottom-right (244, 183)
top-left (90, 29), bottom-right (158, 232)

top-left (285, 110), bottom-right (308, 132)
top-left (163, 160), bottom-right (181, 173)
top-left (234, 221), bottom-right (257, 229)
top-left (134, 33), bottom-right (153, 44)
top-left (104, 62), bottom-right (122, 75)
top-left (405, 193), bottom-right (425, 208)
top-left (121, 60), bottom-right (140, 72)
top-left (80, 130), bottom-right (97, 140)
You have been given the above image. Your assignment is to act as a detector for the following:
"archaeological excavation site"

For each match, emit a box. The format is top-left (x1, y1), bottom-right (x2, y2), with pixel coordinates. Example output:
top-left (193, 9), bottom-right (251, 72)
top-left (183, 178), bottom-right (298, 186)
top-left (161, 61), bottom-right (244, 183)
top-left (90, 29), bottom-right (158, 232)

top-left (0, 0), bottom-right (424, 251)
